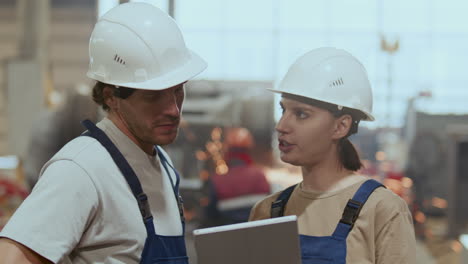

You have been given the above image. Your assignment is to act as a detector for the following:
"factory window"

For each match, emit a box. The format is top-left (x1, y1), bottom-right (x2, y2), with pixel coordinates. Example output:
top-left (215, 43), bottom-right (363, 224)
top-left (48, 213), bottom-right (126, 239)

top-left (177, 0), bottom-right (468, 128)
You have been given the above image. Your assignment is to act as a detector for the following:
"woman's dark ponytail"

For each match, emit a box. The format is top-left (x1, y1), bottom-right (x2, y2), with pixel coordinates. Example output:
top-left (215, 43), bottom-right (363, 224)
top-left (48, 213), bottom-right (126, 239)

top-left (334, 107), bottom-right (365, 172)
top-left (338, 138), bottom-right (362, 171)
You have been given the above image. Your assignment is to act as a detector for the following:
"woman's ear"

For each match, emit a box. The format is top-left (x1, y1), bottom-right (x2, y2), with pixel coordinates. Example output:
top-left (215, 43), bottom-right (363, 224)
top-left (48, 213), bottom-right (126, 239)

top-left (103, 86), bottom-right (118, 111)
top-left (332, 114), bottom-right (352, 140)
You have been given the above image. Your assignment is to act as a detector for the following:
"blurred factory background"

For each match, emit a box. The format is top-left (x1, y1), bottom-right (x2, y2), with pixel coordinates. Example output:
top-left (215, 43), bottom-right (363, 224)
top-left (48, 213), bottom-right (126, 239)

top-left (0, 0), bottom-right (468, 263)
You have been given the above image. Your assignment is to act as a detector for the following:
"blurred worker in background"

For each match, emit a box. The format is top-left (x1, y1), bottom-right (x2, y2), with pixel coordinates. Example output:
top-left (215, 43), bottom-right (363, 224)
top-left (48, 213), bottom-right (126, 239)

top-left (23, 85), bottom-right (100, 190)
top-left (0, 2), bottom-right (206, 264)
top-left (249, 47), bottom-right (415, 263)
top-left (206, 127), bottom-right (270, 225)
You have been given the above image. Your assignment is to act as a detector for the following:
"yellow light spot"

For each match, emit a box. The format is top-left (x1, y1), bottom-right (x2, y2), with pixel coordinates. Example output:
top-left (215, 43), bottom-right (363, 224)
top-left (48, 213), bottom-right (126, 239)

top-left (431, 197), bottom-right (447, 209)
top-left (195, 150), bottom-right (207, 161)
top-left (199, 170), bottom-right (209, 181)
top-left (211, 127), bottom-right (222, 141)
top-left (215, 141), bottom-right (223, 150)
top-left (414, 211), bottom-right (426, 223)
top-left (451, 240), bottom-right (463, 253)
top-left (375, 151), bottom-right (386, 161)
top-left (206, 142), bottom-right (217, 153)
top-left (401, 177), bottom-right (413, 188)
top-left (216, 164), bottom-right (229, 175)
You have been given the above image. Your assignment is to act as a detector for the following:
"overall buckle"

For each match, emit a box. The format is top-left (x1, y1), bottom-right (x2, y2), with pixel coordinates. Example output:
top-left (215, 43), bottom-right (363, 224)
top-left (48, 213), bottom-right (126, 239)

top-left (178, 195), bottom-right (185, 222)
top-left (339, 199), bottom-right (363, 228)
top-left (137, 193), bottom-right (153, 221)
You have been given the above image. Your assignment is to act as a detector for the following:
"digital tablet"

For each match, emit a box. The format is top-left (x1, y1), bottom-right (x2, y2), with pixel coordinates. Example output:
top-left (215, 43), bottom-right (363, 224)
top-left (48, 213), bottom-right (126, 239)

top-left (193, 215), bottom-right (301, 264)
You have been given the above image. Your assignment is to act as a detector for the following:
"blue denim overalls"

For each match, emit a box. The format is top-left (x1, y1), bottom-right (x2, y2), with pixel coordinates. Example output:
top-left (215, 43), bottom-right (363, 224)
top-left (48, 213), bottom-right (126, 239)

top-left (82, 120), bottom-right (189, 264)
top-left (271, 179), bottom-right (384, 264)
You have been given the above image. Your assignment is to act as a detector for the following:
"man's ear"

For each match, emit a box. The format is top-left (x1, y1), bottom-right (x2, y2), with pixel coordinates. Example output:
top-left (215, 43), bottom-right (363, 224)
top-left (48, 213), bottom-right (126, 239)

top-left (103, 86), bottom-right (118, 111)
top-left (332, 114), bottom-right (352, 140)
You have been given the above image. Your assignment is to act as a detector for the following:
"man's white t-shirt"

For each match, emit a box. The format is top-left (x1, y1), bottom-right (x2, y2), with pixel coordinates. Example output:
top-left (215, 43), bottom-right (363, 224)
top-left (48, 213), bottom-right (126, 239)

top-left (0, 118), bottom-right (183, 263)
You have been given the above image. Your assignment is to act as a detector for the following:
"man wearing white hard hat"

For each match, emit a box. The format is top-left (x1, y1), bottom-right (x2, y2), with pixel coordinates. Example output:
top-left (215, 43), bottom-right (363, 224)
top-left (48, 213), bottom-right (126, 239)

top-left (249, 47), bottom-right (415, 263)
top-left (0, 2), bottom-right (206, 264)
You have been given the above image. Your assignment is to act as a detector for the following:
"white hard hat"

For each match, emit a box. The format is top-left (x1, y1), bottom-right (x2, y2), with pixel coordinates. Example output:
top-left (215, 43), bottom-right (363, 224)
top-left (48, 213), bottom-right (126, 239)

top-left (87, 2), bottom-right (207, 90)
top-left (270, 47), bottom-right (374, 121)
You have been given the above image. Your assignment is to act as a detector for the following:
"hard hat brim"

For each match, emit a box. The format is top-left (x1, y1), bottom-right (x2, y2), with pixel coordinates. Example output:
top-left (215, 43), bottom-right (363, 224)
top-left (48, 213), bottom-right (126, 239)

top-left (87, 50), bottom-right (207, 91)
top-left (267, 88), bottom-right (375, 121)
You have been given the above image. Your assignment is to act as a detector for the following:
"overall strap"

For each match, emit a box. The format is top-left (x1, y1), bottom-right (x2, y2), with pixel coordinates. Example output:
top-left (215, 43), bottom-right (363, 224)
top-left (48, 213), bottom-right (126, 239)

top-left (157, 147), bottom-right (186, 224)
top-left (332, 179), bottom-right (385, 239)
top-left (81, 120), bottom-right (153, 225)
top-left (270, 184), bottom-right (297, 218)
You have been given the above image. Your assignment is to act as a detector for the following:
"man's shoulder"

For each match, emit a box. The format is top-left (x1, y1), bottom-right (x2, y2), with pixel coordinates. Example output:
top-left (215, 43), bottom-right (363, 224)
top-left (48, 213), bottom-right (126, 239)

top-left (48, 135), bottom-right (108, 165)
top-left (39, 135), bottom-right (120, 185)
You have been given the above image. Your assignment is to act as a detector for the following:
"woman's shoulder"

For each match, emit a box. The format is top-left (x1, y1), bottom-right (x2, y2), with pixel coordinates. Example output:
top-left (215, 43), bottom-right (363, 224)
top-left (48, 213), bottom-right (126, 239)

top-left (366, 183), bottom-right (411, 220)
top-left (249, 184), bottom-right (299, 221)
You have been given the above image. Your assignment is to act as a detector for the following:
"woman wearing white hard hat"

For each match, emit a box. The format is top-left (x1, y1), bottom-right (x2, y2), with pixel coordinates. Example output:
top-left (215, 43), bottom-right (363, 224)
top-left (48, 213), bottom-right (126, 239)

top-left (249, 47), bottom-right (415, 263)
top-left (0, 2), bottom-right (206, 264)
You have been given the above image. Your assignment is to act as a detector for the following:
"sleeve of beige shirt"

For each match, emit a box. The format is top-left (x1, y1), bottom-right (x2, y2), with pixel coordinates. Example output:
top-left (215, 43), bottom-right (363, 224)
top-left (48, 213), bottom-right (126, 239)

top-left (374, 203), bottom-right (416, 264)
top-left (249, 195), bottom-right (277, 221)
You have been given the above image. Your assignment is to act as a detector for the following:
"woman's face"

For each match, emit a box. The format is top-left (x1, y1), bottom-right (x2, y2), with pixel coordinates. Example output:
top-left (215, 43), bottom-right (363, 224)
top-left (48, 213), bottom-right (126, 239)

top-left (276, 97), bottom-right (339, 167)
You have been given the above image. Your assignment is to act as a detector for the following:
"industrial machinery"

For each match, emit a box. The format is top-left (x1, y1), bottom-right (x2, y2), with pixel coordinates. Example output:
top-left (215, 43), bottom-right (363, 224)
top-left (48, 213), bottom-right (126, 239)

top-left (404, 111), bottom-right (468, 238)
top-left (164, 80), bottom-right (276, 223)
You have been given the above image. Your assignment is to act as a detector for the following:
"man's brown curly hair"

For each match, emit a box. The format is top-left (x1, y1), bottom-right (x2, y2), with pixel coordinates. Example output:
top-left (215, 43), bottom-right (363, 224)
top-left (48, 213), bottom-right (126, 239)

top-left (92, 81), bottom-right (135, 111)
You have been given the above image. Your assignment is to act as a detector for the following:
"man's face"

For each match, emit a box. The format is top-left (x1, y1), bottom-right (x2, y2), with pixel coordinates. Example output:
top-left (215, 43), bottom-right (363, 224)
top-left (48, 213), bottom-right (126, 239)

top-left (116, 83), bottom-right (185, 147)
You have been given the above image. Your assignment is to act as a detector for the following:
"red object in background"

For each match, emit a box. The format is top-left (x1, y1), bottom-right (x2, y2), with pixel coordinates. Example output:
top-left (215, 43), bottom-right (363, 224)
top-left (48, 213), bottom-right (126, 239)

top-left (212, 165), bottom-right (270, 200)
top-left (418, 91), bottom-right (432, 98)
top-left (0, 179), bottom-right (29, 200)
top-left (224, 128), bottom-right (254, 149)
top-left (212, 150), bottom-right (269, 200)
top-left (0, 178), bottom-right (29, 230)
top-left (383, 171), bottom-right (406, 197)
top-left (386, 171), bottom-right (404, 181)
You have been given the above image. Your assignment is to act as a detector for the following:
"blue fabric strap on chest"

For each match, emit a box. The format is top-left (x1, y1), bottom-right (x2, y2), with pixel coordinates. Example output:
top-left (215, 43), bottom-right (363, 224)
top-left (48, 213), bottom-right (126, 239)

top-left (333, 179), bottom-right (384, 239)
top-left (81, 119), bottom-right (151, 220)
top-left (157, 149), bottom-right (185, 223)
top-left (158, 150), bottom-right (180, 194)
top-left (271, 184), bottom-right (297, 218)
